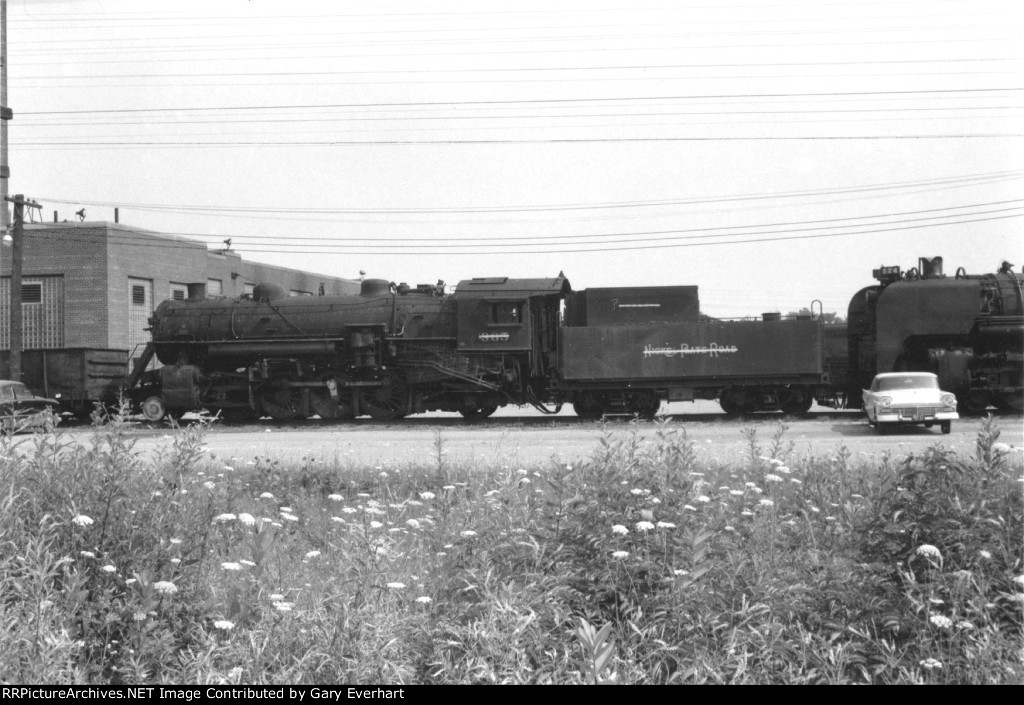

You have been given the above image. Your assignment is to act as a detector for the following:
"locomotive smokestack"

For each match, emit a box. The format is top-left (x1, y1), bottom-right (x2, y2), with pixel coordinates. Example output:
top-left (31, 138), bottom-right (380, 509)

top-left (919, 256), bottom-right (943, 279)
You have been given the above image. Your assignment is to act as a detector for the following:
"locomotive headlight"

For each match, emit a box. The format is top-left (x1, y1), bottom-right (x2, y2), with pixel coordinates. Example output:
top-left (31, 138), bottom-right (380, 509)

top-left (877, 396), bottom-right (892, 407)
top-left (941, 394), bottom-right (957, 408)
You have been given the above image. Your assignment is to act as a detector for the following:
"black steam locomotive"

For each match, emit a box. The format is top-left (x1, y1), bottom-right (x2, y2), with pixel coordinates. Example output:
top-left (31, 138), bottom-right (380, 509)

top-left (123, 256), bottom-right (1022, 421)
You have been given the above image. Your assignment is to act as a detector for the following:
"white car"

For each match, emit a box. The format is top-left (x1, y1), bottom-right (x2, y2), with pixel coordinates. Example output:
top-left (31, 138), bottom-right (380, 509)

top-left (862, 372), bottom-right (958, 435)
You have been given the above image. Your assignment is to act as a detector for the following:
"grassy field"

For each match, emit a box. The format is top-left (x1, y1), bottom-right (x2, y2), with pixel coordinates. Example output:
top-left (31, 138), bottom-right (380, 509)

top-left (1, 410), bottom-right (1021, 684)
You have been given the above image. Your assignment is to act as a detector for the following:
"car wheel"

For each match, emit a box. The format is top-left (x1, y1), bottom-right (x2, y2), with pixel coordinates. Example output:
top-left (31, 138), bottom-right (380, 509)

top-left (941, 421), bottom-right (951, 434)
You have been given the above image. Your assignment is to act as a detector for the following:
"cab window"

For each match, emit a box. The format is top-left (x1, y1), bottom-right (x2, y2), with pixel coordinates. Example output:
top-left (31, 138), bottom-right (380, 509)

top-left (491, 302), bottom-right (523, 325)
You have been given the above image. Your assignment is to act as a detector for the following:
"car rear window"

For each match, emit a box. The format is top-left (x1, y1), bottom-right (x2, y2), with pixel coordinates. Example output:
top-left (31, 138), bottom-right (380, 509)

top-left (877, 376), bottom-right (938, 391)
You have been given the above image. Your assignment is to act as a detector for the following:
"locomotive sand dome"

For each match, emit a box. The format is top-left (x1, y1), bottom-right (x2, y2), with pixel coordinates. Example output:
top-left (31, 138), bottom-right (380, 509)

top-left (129, 275), bottom-right (570, 421)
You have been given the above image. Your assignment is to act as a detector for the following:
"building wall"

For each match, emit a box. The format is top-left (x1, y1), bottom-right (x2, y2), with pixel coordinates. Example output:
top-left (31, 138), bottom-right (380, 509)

top-left (2, 222), bottom-right (360, 353)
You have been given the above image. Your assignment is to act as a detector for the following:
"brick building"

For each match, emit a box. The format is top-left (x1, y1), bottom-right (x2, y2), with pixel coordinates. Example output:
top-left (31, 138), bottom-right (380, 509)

top-left (0, 221), bottom-right (359, 361)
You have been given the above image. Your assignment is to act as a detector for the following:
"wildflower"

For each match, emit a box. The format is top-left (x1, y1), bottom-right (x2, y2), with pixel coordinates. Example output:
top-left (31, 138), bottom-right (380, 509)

top-left (673, 569), bottom-right (690, 576)
top-left (460, 530), bottom-right (477, 538)
top-left (269, 593), bottom-right (285, 601)
top-left (916, 544), bottom-right (942, 559)
top-left (979, 550), bottom-right (992, 560)
top-left (213, 513), bottom-right (237, 523)
top-left (342, 507), bottom-right (357, 514)
top-left (223, 466), bottom-right (234, 472)
top-left (133, 612), bottom-right (147, 622)
top-left (1012, 575), bottom-right (1024, 588)
top-left (696, 495), bottom-right (710, 503)
top-left (406, 519), bottom-right (421, 529)
top-left (683, 504), bottom-right (697, 511)
top-left (764, 474), bottom-right (783, 483)
top-left (240, 559), bottom-right (256, 567)
top-left (153, 581), bottom-right (178, 595)
top-left (929, 615), bottom-right (952, 630)
top-left (280, 512), bottom-right (299, 522)
top-left (304, 550), bottom-right (321, 560)
top-left (369, 521), bottom-right (384, 529)
top-left (635, 521), bottom-right (655, 532)
top-left (611, 550), bottom-right (629, 559)
top-left (170, 558), bottom-right (181, 564)
top-left (741, 510), bottom-right (754, 517)
top-left (758, 498), bottom-right (775, 508)
top-left (415, 596), bottom-right (432, 604)
top-left (419, 491), bottom-right (436, 500)
top-left (730, 490), bottom-right (744, 496)
top-left (79, 551), bottom-right (95, 558)
top-left (203, 481), bottom-right (216, 491)
top-left (72, 515), bottom-right (94, 527)
top-left (101, 565), bottom-right (117, 573)
top-left (957, 621), bottom-right (975, 630)
top-left (920, 658), bottom-right (942, 670)
top-left (387, 582), bottom-right (406, 589)
top-left (442, 485), bottom-right (456, 491)
top-left (170, 538), bottom-right (182, 545)
top-left (789, 478), bottom-right (802, 485)
top-left (213, 620), bottom-right (235, 631)
top-left (259, 492), bottom-right (275, 499)
top-left (775, 466), bottom-right (791, 474)
top-left (238, 513), bottom-right (256, 526)
top-left (630, 488), bottom-right (644, 496)
top-left (221, 562), bottom-right (243, 571)
top-left (724, 525), bottom-right (735, 532)
top-left (656, 521), bottom-right (676, 529)
top-left (272, 602), bottom-right (293, 612)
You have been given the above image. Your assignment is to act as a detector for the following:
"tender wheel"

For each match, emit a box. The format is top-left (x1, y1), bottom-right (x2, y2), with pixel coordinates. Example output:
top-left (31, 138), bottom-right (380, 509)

top-left (994, 391), bottom-right (1023, 412)
top-left (572, 393), bottom-right (604, 421)
top-left (458, 406), bottom-right (497, 420)
top-left (141, 396), bottom-right (166, 422)
top-left (940, 420), bottom-right (951, 434)
top-left (781, 387), bottom-right (813, 415)
top-left (959, 390), bottom-right (991, 415)
top-left (625, 391), bottom-right (659, 420)
top-left (361, 374), bottom-right (409, 421)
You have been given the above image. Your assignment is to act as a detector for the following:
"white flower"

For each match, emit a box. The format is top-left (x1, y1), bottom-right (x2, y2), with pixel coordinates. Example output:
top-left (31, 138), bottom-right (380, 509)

top-left (153, 581), bottom-right (178, 595)
top-left (656, 521), bottom-right (676, 529)
top-left (979, 550), bottom-right (992, 560)
top-left (203, 481), bottom-right (216, 491)
top-left (272, 601), bottom-right (293, 612)
top-left (101, 565), bottom-right (117, 573)
top-left (369, 521), bottom-right (384, 529)
top-left (1011, 575), bottom-right (1024, 588)
top-left (238, 513), bottom-right (256, 526)
top-left (764, 474), bottom-right (783, 483)
top-left (759, 498), bottom-right (775, 508)
top-left (406, 519), bottom-right (421, 529)
top-left (269, 593), bottom-right (284, 601)
top-left (611, 524), bottom-right (629, 535)
top-left (170, 538), bottom-right (182, 545)
top-left (683, 504), bottom-right (697, 511)
top-left (630, 488), bottom-right (644, 496)
top-left (213, 620), bottom-right (235, 631)
top-left (387, 582), bottom-right (406, 589)
top-left (79, 551), bottom-right (95, 558)
top-left (729, 490), bottom-right (744, 496)
top-left (280, 512), bottom-right (299, 522)
top-left (635, 521), bottom-right (655, 532)
top-left (419, 492), bottom-right (435, 500)
top-left (929, 615), bottom-right (952, 629)
top-left (72, 515), bottom-right (94, 527)
top-left (919, 658), bottom-right (942, 670)
top-left (304, 550), bottom-right (321, 560)
top-left (260, 492), bottom-right (275, 499)
top-left (328, 494), bottom-right (343, 501)
top-left (724, 525), bottom-right (735, 532)
top-left (460, 530), bottom-right (477, 537)
top-left (213, 513), bottom-right (237, 523)
top-left (696, 495), bottom-right (710, 503)
top-left (221, 562), bottom-right (243, 571)
top-left (415, 596), bottom-right (432, 604)
top-left (916, 544), bottom-right (942, 559)
top-left (611, 550), bottom-right (629, 559)
top-left (240, 559), bottom-right (256, 567)
top-left (342, 507), bottom-right (357, 514)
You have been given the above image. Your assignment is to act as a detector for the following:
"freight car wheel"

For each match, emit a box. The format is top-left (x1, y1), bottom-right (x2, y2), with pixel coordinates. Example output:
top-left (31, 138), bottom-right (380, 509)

top-left (625, 391), bottom-right (659, 420)
top-left (781, 388), bottom-right (813, 415)
top-left (141, 396), bottom-right (166, 422)
top-left (361, 375), bottom-right (409, 421)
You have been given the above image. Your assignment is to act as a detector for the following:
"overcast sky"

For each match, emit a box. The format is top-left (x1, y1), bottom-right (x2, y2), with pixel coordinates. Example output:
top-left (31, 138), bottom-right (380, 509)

top-left (5, 0), bottom-right (1022, 317)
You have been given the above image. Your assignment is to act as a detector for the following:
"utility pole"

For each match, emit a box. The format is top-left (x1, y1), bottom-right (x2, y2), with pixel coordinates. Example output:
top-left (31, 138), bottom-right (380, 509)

top-left (1, 1), bottom-right (10, 229)
top-left (5, 194), bottom-right (39, 382)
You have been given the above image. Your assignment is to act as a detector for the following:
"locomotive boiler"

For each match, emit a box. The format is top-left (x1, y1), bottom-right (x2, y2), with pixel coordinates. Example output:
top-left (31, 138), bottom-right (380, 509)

top-left (128, 276), bottom-right (569, 421)
top-left (846, 256), bottom-right (1024, 411)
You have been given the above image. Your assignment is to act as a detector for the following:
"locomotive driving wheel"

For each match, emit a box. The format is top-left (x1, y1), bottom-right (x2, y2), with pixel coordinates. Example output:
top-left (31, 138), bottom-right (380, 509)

top-left (259, 380), bottom-right (305, 420)
top-left (360, 373), bottom-right (409, 421)
top-left (309, 375), bottom-right (355, 420)
top-left (458, 406), bottom-right (497, 420)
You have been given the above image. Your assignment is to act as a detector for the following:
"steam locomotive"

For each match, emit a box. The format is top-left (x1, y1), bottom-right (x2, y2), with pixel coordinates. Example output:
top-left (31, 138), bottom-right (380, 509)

top-left (123, 256), bottom-right (1022, 421)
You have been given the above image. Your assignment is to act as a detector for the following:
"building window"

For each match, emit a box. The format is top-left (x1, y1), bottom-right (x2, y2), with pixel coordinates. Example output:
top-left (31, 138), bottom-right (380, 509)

top-left (21, 282), bottom-right (42, 304)
top-left (207, 279), bottom-right (223, 296)
top-left (170, 283), bottom-right (188, 301)
top-left (132, 285), bottom-right (147, 305)
top-left (244, 283), bottom-right (256, 297)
